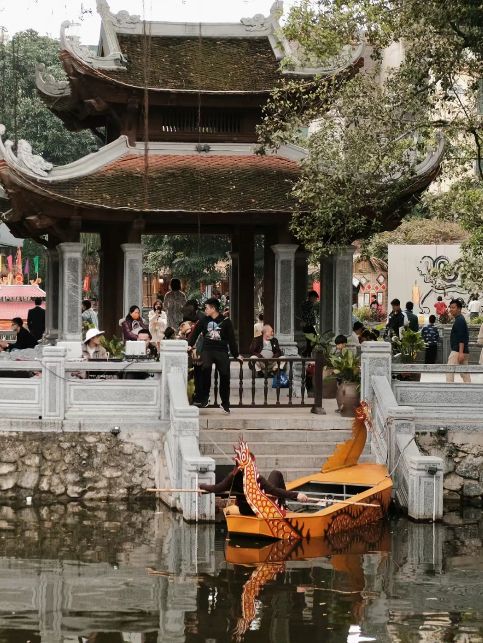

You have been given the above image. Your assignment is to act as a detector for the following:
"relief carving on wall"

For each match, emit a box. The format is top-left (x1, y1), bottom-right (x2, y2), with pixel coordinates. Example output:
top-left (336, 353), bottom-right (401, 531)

top-left (416, 254), bottom-right (467, 314)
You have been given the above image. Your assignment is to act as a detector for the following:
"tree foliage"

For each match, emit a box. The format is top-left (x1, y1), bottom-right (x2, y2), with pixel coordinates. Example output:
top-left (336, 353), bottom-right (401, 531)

top-left (259, 0), bottom-right (483, 257)
top-left (143, 234), bottom-right (230, 294)
top-left (363, 217), bottom-right (467, 262)
top-left (0, 30), bottom-right (98, 165)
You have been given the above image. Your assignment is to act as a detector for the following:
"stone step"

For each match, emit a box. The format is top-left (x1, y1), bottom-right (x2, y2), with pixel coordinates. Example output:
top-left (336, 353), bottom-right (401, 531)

top-left (201, 452), bottom-right (371, 471)
top-left (200, 429), bottom-right (354, 443)
top-left (199, 416), bottom-right (353, 431)
top-left (201, 440), bottom-right (355, 456)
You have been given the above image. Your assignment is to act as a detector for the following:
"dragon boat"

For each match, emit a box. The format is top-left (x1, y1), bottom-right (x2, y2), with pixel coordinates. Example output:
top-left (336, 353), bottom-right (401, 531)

top-left (224, 403), bottom-right (392, 541)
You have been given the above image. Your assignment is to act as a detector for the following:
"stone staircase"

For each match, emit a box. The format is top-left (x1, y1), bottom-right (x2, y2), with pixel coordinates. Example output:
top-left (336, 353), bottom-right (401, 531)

top-left (198, 406), bottom-right (372, 482)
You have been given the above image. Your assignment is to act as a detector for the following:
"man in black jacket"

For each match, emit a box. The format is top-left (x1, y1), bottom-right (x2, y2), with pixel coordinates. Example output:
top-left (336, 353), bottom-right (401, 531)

top-left (0, 317), bottom-right (38, 351)
top-left (188, 297), bottom-right (241, 414)
top-left (27, 297), bottom-right (45, 342)
top-left (249, 324), bottom-right (282, 375)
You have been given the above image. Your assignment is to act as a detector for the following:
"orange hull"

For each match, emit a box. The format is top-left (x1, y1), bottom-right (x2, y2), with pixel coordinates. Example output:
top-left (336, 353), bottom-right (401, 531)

top-left (224, 463), bottom-right (392, 541)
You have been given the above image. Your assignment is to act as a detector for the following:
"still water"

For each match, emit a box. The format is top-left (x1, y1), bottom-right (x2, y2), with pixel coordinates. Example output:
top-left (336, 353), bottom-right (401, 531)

top-left (0, 502), bottom-right (481, 643)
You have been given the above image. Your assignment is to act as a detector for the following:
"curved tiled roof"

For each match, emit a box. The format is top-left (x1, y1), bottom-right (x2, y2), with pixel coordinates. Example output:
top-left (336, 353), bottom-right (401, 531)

top-left (101, 35), bottom-right (282, 92)
top-left (34, 154), bottom-right (299, 213)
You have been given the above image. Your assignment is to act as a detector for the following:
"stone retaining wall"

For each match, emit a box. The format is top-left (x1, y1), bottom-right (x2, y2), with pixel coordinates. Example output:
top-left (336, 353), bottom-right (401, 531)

top-left (417, 431), bottom-right (483, 506)
top-left (0, 431), bottom-right (160, 501)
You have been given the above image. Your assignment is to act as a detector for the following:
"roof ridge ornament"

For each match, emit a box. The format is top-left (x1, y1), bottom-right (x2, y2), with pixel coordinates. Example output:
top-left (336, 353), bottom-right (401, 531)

top-left (61, 18), bottom-right (126, 71)
top-left (97, 0), bottom-right (140, 31)
top-left (0, 125), bottom-right (53, 178)
top-left (35, 63), bottom-right (70, 97)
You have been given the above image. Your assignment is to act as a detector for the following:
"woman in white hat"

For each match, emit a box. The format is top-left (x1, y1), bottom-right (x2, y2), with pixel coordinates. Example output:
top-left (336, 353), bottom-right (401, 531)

top-left (82, 328), bottom-right (108, 360)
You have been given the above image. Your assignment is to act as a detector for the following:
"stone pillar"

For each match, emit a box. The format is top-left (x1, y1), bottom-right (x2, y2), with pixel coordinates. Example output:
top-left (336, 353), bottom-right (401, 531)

top-left (41, 346), bottom-right (66, 420)
top-left (271, 244), bottom-right (298, 350)
top-left (121, 243), bottom-right (143, 314)
top-left (333, 245), bottom-right (355, 337)
top-left (229, 233), bottom-right (240, 336)
top-left (45, 247), bottom-right (59, 342)
top-left (361, 341), bottom-right (392, 404)
top-left (319, 255), bottom-right (335, 334)
top-left (99, 230), bottom-right (126, 339)
top-left (57, 242), bottom-right (83, 347)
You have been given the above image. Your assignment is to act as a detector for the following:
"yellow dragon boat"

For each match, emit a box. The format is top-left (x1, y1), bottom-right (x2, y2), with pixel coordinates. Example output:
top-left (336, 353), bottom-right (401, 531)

top-left (224, 403), bottom-right (392, 541)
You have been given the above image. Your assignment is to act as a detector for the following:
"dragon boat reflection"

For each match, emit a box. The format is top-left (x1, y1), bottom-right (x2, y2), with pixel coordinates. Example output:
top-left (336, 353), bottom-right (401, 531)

top-left (223, 520), bottom-right (390, 641)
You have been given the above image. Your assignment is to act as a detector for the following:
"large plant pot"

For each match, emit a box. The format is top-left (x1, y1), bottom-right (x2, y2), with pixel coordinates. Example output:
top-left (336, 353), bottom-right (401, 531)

top-left (336, 381), bottom-right (360, 417)
top-left (323, 367), bottom-right (338, 399)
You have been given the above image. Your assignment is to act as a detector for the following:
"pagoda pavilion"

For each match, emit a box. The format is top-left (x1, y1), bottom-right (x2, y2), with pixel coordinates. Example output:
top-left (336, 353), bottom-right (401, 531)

top-left (0, 1), bottom-right (443, 353)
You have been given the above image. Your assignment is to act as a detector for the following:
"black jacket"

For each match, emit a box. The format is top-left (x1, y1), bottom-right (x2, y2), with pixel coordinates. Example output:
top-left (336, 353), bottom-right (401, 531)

top-left (188, 314), bottom-right (239, 357)
top-left (249, 335), bottom-right (282, 358)
top-left (27, 305), bottom-right (45, 341)
top-left (8, 327), bottom-right (38, 351)
top-left (200, 467), bottom-right (297, 516)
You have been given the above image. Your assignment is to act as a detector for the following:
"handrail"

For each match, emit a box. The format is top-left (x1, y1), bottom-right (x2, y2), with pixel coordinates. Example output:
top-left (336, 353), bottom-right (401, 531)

top-left (0, 358), bottom-right (164, 372)
top-left (392, 363), bottom-right (483, 373)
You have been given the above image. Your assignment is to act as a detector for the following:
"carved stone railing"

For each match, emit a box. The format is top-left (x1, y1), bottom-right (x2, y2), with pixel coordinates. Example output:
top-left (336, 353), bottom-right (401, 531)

top-left (159, 340), bottom-right (215, 522)
top-left (0, 343), bottom-right (215, 521)
top-left (361, 342), bottom-right (443, 520)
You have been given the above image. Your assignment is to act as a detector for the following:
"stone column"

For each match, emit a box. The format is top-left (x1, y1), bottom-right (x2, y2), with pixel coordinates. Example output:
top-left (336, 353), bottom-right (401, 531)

top-left (271, 243), bottom-right (298, 353)
top-left (57, 242), bottom-right (83, 348)
top-left (319, 255), bottom-right (335, 334)
top-left (45, 247), bottom-right (59, 342)
top-left (41, 346), bottom-right (66, 420)
top-left (333, 245), bottom-right (355, 337)
top-left (361, 341), bottom-right (392, 404)
top-left (121, 243), bottom-right (144, 314)
top-left (263, 231), bottom-right (276, 326)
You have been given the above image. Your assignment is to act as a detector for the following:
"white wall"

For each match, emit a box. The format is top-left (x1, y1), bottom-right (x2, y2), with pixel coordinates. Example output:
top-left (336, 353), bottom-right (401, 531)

top-left (388, 244), bottom-right (468, 315)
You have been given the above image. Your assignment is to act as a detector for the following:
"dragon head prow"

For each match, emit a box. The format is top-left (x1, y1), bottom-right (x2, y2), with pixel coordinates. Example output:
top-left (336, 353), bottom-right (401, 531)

top-left (234, 437), bottom-right (254, 469)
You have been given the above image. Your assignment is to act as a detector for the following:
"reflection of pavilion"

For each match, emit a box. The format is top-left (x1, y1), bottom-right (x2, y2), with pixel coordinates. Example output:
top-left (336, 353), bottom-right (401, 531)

top-left (0, 1), bottom-right (443, 353)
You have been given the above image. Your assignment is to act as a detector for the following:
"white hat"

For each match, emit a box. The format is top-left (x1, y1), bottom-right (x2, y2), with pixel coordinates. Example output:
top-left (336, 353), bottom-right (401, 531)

top-left (84, 328), bottom-right (105, 344)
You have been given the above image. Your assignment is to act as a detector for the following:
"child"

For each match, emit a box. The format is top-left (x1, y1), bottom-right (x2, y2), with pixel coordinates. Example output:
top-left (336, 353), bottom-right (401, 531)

top-left (334, 335), bottom-right (348, 355)
top-left (421, 314), bottom-right (440, 364)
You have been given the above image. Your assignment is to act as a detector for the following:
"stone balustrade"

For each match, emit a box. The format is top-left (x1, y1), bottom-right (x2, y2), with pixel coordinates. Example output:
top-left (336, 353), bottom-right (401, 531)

top-left (0, 341), bottom-right (216, 521)
top-left (362, 342), bottom-right (444, 520)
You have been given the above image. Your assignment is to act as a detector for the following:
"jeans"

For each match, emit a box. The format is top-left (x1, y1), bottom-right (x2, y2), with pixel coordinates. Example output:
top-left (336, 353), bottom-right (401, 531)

top-left (446, 351), bottom-right (471, 383)
top-left (201, 350), bottom-right (231, 407)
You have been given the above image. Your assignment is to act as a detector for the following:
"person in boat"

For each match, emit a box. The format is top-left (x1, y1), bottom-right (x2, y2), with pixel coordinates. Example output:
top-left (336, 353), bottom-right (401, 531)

top-left (199, 462), bottom-right (309, 516)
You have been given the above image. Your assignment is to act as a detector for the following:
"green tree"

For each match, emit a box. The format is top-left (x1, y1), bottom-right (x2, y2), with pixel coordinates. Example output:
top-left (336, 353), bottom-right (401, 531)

top-left (0, 30), bottom-right (98, 164)
top-left (259, 1), bottom-right (482, 258)
top-left (143, 234), bottom-right (230, 295)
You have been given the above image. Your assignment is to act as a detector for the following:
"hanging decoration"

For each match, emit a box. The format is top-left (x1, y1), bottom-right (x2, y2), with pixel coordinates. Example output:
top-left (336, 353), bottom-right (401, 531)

top-left (24, 258), bottom-right (30, 278)
top-left (15, 247), bottom-right (22, 274)
top-left (7, 255), bottom-right (13, 273)
top-left (33, 256), bottom-right (39, 276)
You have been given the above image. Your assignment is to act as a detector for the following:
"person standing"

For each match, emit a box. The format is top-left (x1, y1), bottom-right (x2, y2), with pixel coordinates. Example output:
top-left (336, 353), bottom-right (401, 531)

top-left (301, 290), bottom-right (319, 356)
top-left (188, 297), bottom-right (241, 414)
top-left (163, 278), bottom-right (186, 329)
top-left (82, 299), bottom-right (98, 327)
top-left (148, 300), bottom-right (167, 348)
top-left (27, 297), bottom-right (45, 342)
top-left (468, 295), bottom-right (481, 320)
top-left (404, 301), bottom-right (419, 331)
top-left (434, 296), bottom-right (448, 320)
top-left (386, 299), bottom-right (407, 338)
top-left (446, 299), bottom-right (471, 383)
top-left (421, 314), bottom-right (440, 364)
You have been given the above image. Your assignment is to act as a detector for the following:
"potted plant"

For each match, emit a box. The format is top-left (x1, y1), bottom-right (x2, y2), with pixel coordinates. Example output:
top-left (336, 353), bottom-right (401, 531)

top-left (330, 349), bottom-right (361, 417)
top-left (304, 330), bottom-right (338, 398)
top-left (392, 328), bottom-right (425, 381)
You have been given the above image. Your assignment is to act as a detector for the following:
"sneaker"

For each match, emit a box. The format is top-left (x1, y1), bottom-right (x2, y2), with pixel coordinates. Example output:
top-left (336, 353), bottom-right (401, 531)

top-left (194, 399), bottom-right (210, 408)
top-left (221, 404), bottom-right (231, 414)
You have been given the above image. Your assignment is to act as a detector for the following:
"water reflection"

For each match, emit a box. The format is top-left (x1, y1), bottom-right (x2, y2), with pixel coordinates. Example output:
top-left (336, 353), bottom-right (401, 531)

top-left (0, 502), bottom-right (481, 642)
